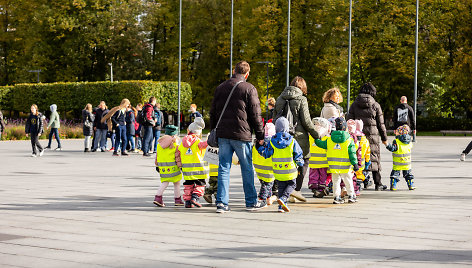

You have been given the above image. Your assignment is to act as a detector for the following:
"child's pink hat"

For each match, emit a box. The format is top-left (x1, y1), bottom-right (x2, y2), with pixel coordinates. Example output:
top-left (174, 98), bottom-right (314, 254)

top-left (347, 119), bottom-right (357, 134)
top-left (264, 123), bottom-right (276, 138)
top-left (355, 119), bottom-right (364, 136)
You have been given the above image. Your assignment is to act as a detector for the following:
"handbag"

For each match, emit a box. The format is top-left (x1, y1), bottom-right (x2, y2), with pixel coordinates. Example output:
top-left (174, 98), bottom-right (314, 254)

top-left (207, 81), bottom-right (243, 148)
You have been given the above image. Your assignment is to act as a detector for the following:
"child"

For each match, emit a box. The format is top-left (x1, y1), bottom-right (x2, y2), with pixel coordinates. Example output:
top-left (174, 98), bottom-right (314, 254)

top-left (176, 117), bottom-right (208, 208)
top-left (203, 164), bottom-right (218, 204)
top-left (308, 118), bottom-right (331, 198)
top-left (315, 117), bottom-right (359, 204)
top-left (153, 125), bottom-right (184, 207)
top-left (25, 104), bottom-right (45, 157)
top-left (258, 117), bottom-right (304, 213)
top-left (347, 119), bottom-right (362, 196)
top-left (386, 125), bottom-right (416, 191)
top-left (253, 123), bottom-right (276, 208)
top-left (354, 120), bottom-right (372, 189)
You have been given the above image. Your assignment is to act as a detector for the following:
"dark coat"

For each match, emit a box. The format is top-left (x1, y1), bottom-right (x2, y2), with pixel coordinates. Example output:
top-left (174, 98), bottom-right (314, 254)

top-left (393, 103), bottom-right (416, 130)
top-left (25, 113), bottom-right (44, 135)
top-left (125, 110), bottom-right (136, 136)
top-left (347, 93), bottom-right (388, 172)
top-left (82, 110), bottom-right (95, 136)
top-left (273, 86), bottom-right (319, 158)
top-left (0, 110), bottom-right (5, 132)
top-left (93, 108), bottom-right (109, 130)
top-left (210, 74), bottom-right (264, 142)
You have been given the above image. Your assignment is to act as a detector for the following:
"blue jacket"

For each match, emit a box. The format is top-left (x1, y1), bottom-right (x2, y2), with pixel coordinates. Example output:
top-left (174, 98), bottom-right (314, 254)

top-left (257, 132), bottom-right (304, 166)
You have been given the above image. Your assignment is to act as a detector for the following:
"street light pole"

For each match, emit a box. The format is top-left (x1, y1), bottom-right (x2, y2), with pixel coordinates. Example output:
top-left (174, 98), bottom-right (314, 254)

top-left (28, 70), bottom-right (41, 83)
top-left (178, 0), bottom-right (182, 132)
top-left (108, 63), bottom-right (113, 82)
top-left (347, 0), bottom-right (352, 112)
top-left (413, 0), bottom-right (419, 141)
top-left (256, 61), bottom-right (272, 121)
top-left (230, 0), bottom-right (234, 78)
top-left (286, 0), bottom-right (291, 87)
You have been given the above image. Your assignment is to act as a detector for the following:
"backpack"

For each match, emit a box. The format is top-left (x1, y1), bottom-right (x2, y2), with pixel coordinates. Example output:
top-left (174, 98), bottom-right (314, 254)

top-left (154, 110), bottom-right (162, 127)
top-left (274, 100), bottom-right (298, 135)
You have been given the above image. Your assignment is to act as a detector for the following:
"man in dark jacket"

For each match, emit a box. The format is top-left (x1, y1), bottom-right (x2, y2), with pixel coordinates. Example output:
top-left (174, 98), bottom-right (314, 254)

top-left (92, 101), bottom-right (109, 152)
top-left (210, 61), bottom-right (265, 213)
top-left (393, 96), bottom-right (416, 134)
top-left (0, 110), bottom-right (5, 140)
top-left (142, 97), bottom-right (156, 156)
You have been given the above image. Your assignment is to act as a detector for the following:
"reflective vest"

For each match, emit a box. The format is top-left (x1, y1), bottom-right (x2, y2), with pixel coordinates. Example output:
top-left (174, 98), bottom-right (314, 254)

top-left (178, 140), bottom-right (209, 180)
top-left (271, 139), bottom-right (298, 181)
top-left (155, 143), bottom-right (182, 183)
top-left (326, 137), bottom-right (353, 174)
top-left (252, 146), bottom-right (275, 183)
top-left (392, 138), bottom-right (412, 171)
top-left (359, 135), bottom-right (370, 170)
top-left (309, 136), bottom-right (328, 168)
top-left (209, 164), bottom-right (218, 177)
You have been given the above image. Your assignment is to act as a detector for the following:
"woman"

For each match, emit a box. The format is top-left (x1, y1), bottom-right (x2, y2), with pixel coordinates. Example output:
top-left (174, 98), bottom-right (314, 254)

top-left (25, 104), bottom-right (45, 157)
top-left (320, 87), bottom-right (343, 119)
top-left (82, 103), bottom-right (95, 152)
top-left (266, 97), bottom-right (276, 123)
top-left (126, 105), bottom-right (137, 153)
top-left (101, 98), bottom-right (131, 156)
top-left (347, 82), bottom-right (388, 191)
top-left (46, 104), bottom-right (62, 150)
top-left (274, 76), bottom-right (320, 202)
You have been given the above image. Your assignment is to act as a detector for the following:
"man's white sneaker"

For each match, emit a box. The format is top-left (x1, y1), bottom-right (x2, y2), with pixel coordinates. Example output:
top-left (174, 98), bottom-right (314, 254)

top-left (31, 153), bottom-right (37, 157)
top-left (460, 153), bottom-right (466, 161)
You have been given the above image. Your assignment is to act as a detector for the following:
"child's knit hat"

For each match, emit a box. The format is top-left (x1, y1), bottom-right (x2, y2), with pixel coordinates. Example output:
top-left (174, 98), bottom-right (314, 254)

top-left (396, 124), bottom-right (410, 136)
top-left (264, 123), bottom-right (276, 138)
top-left (165, 125), bottom-right (179, 136)
top-left (347, 119), bottom-right (357, 134)
top-left (312, 117), bottom-right (330, 137)
top-left (327, 116), bottom-right (337, 132)
top-left (275, 117), bottom-right (289, 133)
top-left (334, 117), bottom-right (347, 131)
top-left (355, 119), bottom-right (364, 136)
top-left (188, 117), bottom-right (205, 135)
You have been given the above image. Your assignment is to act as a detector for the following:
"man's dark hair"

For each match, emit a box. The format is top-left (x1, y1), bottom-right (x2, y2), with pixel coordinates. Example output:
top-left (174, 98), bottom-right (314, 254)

top-left (234, 61), bottom-right (250, 74)
top-left (149, 97), bottom-right (156, 103)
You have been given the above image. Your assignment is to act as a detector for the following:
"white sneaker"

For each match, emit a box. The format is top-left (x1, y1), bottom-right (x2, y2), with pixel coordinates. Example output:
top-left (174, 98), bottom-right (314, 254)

top-left (267, 195), bottom-right (278, 205)
top-left (31, 153), bottom-right (37, 157)
top-left (54, 147), bottom-right (62, 151)
top-left (460, 153), bottom-right (466, 161)
top-left (290, 190), bottom-right (307, 202)
top-left (39, 150), bottom-right (44, 157)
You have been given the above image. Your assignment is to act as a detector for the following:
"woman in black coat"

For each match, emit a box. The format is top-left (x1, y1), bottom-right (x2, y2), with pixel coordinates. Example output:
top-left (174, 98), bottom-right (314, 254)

top-left (82, 103), bottom-right (95, 152)
top-left (347, 82), bottom-right (388, 191)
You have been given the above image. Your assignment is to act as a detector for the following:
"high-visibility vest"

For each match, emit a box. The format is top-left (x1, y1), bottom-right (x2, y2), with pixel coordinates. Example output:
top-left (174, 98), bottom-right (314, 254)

top-left (252, 146), bottom-right (275, 183)
top-left (309, 136), bottom-right (328, 168)
top-left (392, 138), bottom-right (412, 171)
top-left (271, 139), bottom-right (298, 181)
top-left (326, 137), bottom-right (353, 174)
top-left (178, 139), bottom-right (209, 180)
top-left (359, 135), bottom-right (370, 170)
top-left (156, 143), bottom-right (182, 183)
top-left (209, 164), bottom-right (218, 177)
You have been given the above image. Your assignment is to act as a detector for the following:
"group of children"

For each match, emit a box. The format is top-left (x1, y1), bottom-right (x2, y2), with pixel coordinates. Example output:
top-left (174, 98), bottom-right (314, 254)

top-left (152, 114), bottom-right (416, 212)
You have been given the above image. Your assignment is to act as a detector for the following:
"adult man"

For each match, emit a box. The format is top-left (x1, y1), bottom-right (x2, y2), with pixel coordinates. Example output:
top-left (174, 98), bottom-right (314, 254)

top-left (210, 61), bottom-right (265, 213)
top-left (92, 101), bottom-right (109, 152)
top-left (393, 96), bottom-right (416, 134)
top-left (142, 97), bottom-right (156, 156)
top-left (152, 103), bottom-right (165, 153)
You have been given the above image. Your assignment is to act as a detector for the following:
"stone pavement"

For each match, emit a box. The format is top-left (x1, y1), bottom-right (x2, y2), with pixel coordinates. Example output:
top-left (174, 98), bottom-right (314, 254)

top-left (0, 137), bottom-right (471, 268)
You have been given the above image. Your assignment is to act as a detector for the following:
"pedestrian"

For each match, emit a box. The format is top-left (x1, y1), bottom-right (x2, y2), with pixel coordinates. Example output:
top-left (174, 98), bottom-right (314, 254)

top-left (346, 119), bottom-right (362, 196)
top-left (347, 82), bottom-right (389, 191)
top-left (210, 60), bottom-right (265, 213)
top-left (82, 103), bottom-right (95, 152)
top-left (320, 87), bottom-right (344, 119)
top-left (273, 76), bottom-right (320, 203)
top-left (25, 104), bottom-right (45, 157)
top-left (141, 97), bottom-right (157, 156)
top-left (257, 117), bottom-right (305, 212)
top-left (203, 163), bottom-right (219, 204)
top-left (92, 101), bottom-right (109, 152)
top-left (0, 109), bottom-right (6, 140)
top-left (45, 104), bottom-right (62, 150)
top-left (460, 141), bottom-right (472, 161)
top-left (100, 99), bottom-right (131, 156)
top-left (266, 97), bottom-right (276, 124)
top-left (175, 117), bottom-right (208, 208)
top-left (386, 125), bottom-right (416, 191)
top-left (354, 119), bottom-right (372, 189)
top-left (392, 96), bottom-right (416, 134)
top-left (189, 104), bottom-right (202, 123)
top-left (152, 103), bottom-right (164, 153)
top-left (315, 117), bottom-right (359, 204)
top-left (153, 125), bottom-right (184, 207)
top-left (126, 106), bottom-right (137, 153)
top-left (135, 103), bottom-right (143, 151)
top-left (308, 117), bottom-right (331, 198)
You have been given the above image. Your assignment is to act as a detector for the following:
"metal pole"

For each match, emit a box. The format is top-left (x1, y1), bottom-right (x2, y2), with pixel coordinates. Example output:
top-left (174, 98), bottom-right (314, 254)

top-left (230, 0), bottom-right (234, 78)
top-left (347, 0), bottom-right (352, 112)
top-left (413, 0), bottom-right (419, 141)
top-left (110, 63), bottom-right (113, 82)
top-left (266, 63), bottom-right (270, 120)
top-left (286, 0), bottom-right (291, 87)
top-left (178, 0), bottom-right (182, 132)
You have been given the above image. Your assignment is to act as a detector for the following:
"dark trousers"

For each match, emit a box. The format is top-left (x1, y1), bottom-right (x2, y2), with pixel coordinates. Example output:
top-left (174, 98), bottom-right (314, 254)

top-left (295, 157), bottom-right (309, 191)
top-left (278, 179), bottom-right (296, 202)
top-left (372, 171), bottom-right (382, 186)
top-left (47, 128), bottom-right (61, 148)
top-left (258, 180), bottom-right (275, 200)
top-left (114, 125), bottom-right (127, 153)
top-left (463, 140), bottom-right (472, 155)
top-left (30, 134), bottom-right (43, 154)
top-left (142, 126), bottom-right (153, 154)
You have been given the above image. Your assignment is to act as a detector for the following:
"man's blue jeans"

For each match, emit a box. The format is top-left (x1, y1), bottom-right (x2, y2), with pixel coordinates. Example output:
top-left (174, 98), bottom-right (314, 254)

top-left (142, 126), bottom-right (153, 154)
top-left (152, 128), bottom-right (161, 152)
top-left (93, 129), bottom-right (107, 151)
top-left (47, 128), bottom-right (62, 148)
top-left (216, 138), bottom-right (257, 207)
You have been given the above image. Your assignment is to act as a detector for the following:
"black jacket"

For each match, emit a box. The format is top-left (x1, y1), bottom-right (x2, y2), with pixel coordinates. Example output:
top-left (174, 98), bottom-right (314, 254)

top-left (82, 110), bottom-right (95, 136)
top-left (0, 110), bottom-right (5, 132)
top-left (25, 113), bottom-right (44, 135)
top-left (111, 110), bottom-right (126, 126)
top-left (125, 110), bottom-right (136, 136)
top-left (93, 108), bottom-right (109, 130)
top-left (210, 74), bottom-right (264, 142)
top-left (393, 103), bottom-right (415, 130)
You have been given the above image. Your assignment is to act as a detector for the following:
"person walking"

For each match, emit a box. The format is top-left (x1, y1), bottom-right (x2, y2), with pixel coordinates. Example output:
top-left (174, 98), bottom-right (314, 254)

top-left (25, 104), bottom-right (45, 157)
top-left (273, 76), bottom-right (320, 203)
top-left (92, 101), bottom-right (109, 152)
top-left (126, 106), bottom-right (137, 153)
top-left (210, 61), bottom-right (265, 213)
top-left (45, 104), bottom-right (62, 150)
top-left (392, 96), bottom-right (416, 134)
top-left (347, 82), bottom-right (388, 191)
top-left (320, 87), bottom-right (344, 119)
top-left (152, 103), bottom-right (164, 153)
top-left (460, 141), bottom-right (472, 161)
top-left (142, 97), bottom-right (157, 156)
top-left (0, 109), bottom-right (5, 140)
top-left (82, 104), bottom-right (95, 152)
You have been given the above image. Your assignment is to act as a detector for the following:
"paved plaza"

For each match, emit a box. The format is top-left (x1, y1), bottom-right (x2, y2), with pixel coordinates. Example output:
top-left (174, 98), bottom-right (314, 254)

top-left (0, 137), bottom-right (471, 267)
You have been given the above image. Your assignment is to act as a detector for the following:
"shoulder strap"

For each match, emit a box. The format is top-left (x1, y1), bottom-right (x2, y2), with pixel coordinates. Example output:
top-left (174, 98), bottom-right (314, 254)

top-left (214, 81), bottom-right (243, 130)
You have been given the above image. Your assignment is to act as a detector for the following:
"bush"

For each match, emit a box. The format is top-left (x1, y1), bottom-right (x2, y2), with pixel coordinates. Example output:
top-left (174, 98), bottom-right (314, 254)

top-left (417, 117), bottom-right (472, 131)
top-left (0, 81), bottom-right (192, 118)
top-left (1, 119), bottom-right (84, 141)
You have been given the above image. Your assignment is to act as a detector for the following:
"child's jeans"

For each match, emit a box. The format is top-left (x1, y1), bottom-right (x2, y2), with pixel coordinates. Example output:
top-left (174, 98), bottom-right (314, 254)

top-left (390, 169), bottom-right (414, 181)
top-left (308, 167), bottom-right (328, 191)
top-left (258, 180), bottom-right (275, 200)
top-left (332, 172), bottom-right (354, 197)
top-left (183, 179), bottom-right (206, 201)
top-left (205, 176), bottom-right (218, 196)
top-left (277, 179), bottom-right (296, 202)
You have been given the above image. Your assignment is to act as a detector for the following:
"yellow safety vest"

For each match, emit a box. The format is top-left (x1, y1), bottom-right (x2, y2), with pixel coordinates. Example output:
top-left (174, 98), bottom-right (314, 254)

top-left (309, 136), bottom-right (329, 168)
top-left (326, 137), bottom-right (353, 174)
top-left (178, 140), bottom-right (209, 180)
top-left (155, 143), bottom-right (182, 183)
top-left (209, 164), bottom-right (218, 177)
top-left (271, 139), bottom-right (298, 181)
top-left (252, 146), bottom-right (275, 183)
top-left (392, 138), bottom-right (412, 171)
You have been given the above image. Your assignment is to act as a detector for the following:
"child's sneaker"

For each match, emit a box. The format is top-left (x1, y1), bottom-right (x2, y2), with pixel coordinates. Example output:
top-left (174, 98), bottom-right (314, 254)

top-left (348, 195), bottom-right (357, 203)
top-left (191, 198), bottom-right (202, 208)
top-left (313, 190), bottom-right (325, 198)
top-left (333, 196), bottom-right (344, 204)
top-left (277, 205), bottom-right (285, 213)
top-left (39, 149), bottom-right (44, 157)
top-left (460, 153), bottom-right (466, 161)
top-left (267, 195), bottom-right (277, 205)
top-left (355, 189), bottom-right (361, 196)
top-left (390, 178), bottom-right (398, 191)
top-left (185, 200), bottom-right (194, 208)
top-left (406, 179), bottom-right (416, 190)
top-left (290, 190), bottom-right (307, 202)
top-left (256, 198), bottom-right (267, 209)
top-left (174, 197), bottom-right (184, 206)
top-left (277, 198), bottom-right (290, 212)
top-left (153, 195), bottom-right (165, 207)
top-left (203, 193), bottom-right (212, 204)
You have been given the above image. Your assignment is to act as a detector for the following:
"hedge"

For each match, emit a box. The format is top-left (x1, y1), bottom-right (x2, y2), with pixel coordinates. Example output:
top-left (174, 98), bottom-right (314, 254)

top-left (0, 81), bottom-right (192, 117)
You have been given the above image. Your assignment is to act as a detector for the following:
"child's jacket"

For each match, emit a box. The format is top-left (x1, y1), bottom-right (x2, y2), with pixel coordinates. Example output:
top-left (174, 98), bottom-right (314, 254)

top-left (156, 135), bottom-right (182, 183)
top-left (315, 130), bottom-right (358, 174)
top-left (252, 140), bottom-right (275, 182)
top-left (355, 135), bottom-right (371, 180)
top-left (386, 134), bottom-right (412, 171)
top-left (176, 134), bottom-right (209, 180)
top-left (309, 135), bottom-right (329, 169)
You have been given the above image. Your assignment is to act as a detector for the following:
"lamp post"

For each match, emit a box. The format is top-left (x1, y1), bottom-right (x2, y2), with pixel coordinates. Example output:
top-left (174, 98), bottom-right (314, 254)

top-left (178, 0), bottom-right (182, 131)
top-left (108, 63), bottom-right (113, 82)
top-left (413, 0), bottom-right (419, 141)
top-left (256, 61), bottom-right (272, 121)
top-left (286, 0), bottom-right (291, 87)
top-left (28, 70), bottom-right (41, 83)
top-left (347, 0), bottom-right (352, 112)
top-left (230, 0), bottom-right (234, 77)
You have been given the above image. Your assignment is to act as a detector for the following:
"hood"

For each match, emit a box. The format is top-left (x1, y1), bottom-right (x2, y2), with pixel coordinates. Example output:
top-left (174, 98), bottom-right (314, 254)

top-left (280, 86), bottom-right (303, 101)
top-left (158, 135), bottom-right (178, 149)
top-left (355, 93), bottom-right (376, 109)
top-left (50, 104), bottom-right (57, 112)
top-left (181, 134), bottom-right (199, 148)
top-left (330, 130), bottom-right (351, 143)
top-left (270, 132), bottom-right (293, 149)
top-left (397, 134), bottom-right (411, 144)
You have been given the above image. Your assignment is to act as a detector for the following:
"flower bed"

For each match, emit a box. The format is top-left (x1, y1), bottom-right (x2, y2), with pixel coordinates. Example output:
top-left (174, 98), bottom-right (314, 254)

top-left (1, 118), bottom-right (84, 141)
